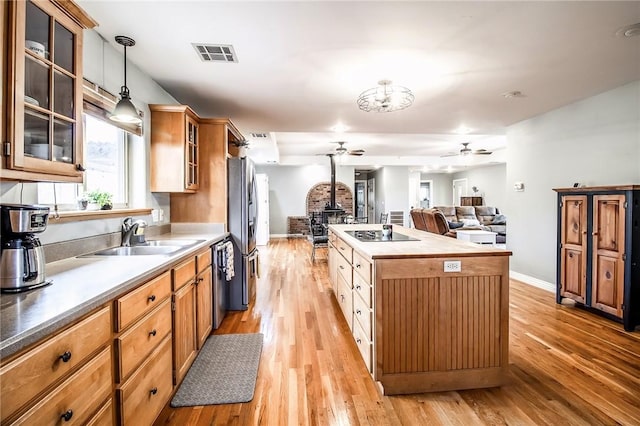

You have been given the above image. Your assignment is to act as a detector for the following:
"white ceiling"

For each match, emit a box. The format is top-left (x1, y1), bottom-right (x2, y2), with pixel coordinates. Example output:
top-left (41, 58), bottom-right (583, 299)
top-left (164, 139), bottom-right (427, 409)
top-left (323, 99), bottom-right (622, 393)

top-left (77, 1), bottom-right (640, 172)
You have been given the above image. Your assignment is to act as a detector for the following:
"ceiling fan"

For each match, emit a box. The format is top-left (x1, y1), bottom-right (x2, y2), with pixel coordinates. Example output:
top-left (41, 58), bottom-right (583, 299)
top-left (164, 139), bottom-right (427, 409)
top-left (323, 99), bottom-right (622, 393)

top-left (441, 142), bottom-right (492, 157)
top-left (330, 141), bottom-right (365, 156)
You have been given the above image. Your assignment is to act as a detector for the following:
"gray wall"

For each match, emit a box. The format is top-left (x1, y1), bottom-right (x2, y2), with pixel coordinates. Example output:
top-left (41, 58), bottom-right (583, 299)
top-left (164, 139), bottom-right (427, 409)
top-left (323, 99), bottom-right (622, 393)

top-left (452, 164), bottom-right (507, 209)
top-left (255, 164), bottom-right (355, 235)
top-left (506, 80), bottom-right (640, 284)
top-left (419, 172), bottom-right (455, 206)
top-left (0, 29), bottom-right (179, 244)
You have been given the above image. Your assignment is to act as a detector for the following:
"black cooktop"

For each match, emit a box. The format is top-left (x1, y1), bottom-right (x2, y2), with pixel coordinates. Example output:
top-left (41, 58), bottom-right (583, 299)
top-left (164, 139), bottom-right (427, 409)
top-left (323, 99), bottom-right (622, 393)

top-left (345, 230), bottom-right (419, 242)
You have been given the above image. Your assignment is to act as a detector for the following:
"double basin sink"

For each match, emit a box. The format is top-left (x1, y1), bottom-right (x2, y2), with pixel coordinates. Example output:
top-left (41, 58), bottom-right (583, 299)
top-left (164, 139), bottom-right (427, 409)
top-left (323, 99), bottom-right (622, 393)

top-left (82, 239), bottom-right (205, 257)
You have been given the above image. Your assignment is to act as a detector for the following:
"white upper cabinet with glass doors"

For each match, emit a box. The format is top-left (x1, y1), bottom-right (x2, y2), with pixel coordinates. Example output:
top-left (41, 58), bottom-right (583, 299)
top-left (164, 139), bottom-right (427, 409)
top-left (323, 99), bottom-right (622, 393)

top-left (1, 0), bottom-right (96, 182)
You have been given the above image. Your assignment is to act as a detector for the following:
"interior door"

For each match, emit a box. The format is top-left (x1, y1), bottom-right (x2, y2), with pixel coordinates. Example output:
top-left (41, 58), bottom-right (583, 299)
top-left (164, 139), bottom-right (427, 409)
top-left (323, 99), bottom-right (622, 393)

top-left (355, 180), bottom-right (367, 219)
top-left (591, 194), bottom-right (625, 317)
top-left (367, 178), bottom-right (375, 223)
top-left (560, 195), bottom-right (587, 304)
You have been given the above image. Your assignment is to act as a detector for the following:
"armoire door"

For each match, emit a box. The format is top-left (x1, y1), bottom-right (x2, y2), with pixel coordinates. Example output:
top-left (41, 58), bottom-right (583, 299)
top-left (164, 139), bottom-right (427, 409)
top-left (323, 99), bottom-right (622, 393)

top-left (591, 195), bottom-right (626, 318)
top-left (559, 195), bottom-right (587, 303)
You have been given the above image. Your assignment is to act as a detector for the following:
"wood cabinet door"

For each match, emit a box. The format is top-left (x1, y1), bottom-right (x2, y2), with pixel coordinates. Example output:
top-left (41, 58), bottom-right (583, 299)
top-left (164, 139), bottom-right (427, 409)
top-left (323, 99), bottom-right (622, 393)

top-left (172, 283), bottom-right (197, 385)
top-left (196, 265), bottom-right (213, 349)
top-left (591, 194), bottom-right (626, 317)
top-left (559, 195), bottom-right (587, 303)
top-left (184, 115), bottom-right (199, 191)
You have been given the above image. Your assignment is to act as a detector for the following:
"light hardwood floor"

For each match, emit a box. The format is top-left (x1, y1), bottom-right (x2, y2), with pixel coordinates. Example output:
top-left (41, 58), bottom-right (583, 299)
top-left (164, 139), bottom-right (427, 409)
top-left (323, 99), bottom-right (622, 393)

top-left (155, 238), bottom-right (640, 425)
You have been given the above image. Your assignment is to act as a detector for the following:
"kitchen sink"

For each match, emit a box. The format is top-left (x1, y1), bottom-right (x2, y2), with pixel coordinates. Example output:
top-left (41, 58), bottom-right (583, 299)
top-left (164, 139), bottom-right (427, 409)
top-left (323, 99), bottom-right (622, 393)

top-left (81, 239), bottom-right (205, 257)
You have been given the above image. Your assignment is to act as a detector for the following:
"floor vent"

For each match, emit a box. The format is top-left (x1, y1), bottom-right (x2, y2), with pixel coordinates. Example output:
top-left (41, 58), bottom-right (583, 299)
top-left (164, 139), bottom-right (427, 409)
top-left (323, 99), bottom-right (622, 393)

top-left (192, 44), bottom-right (238, 63)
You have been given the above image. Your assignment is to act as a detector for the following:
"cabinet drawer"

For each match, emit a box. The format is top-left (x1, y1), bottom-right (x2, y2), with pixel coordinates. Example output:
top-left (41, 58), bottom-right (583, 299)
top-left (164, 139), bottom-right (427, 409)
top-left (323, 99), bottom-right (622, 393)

top-left (336, 251), bottom-right (353, 287)
top-left (353, 251), bottom-right (372, 284)
top-left (0, 306), bottom-right (111, 422)
top-left (116, 299), bottom-right (172, 382)
top-left (336, 237), bottom-right (353, 263)
top-left (336, 272), bottom-right (353, 331)
top-left (352, 291), bottom-right (373, 341)
top-left (85, 398), bottom-right (113, 426)
top-left (352, 318), bottom-right (373, 373)
top-left (196, 248), bottom-right (212, 272)
top-left (173, 257), bottom-right (196, 290)
top-left (12, 347), bottom-right (112, 425)
top-left (118, 335), bottom-right (173, 426)
top-left (116, 271), bottom-right (171, 331)
top-left (353, 273), bottom-right (372, 308)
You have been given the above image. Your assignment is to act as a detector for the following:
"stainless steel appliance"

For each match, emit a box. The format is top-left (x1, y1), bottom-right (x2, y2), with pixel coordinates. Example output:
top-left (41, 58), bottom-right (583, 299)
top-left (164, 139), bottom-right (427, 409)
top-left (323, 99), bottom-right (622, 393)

top-left (227, 156), bottom-right (259, 310)
top-left (213, 238), bottom-right (231, 328)
top-left (0, 204), bottom-right (51, 292)
top-left (344, 230), bottom-right (419, 242)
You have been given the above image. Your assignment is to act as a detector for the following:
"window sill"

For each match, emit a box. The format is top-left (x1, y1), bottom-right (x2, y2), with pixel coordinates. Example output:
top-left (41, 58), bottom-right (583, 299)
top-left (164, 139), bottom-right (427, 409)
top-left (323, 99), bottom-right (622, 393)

top-left (48, 208), bottom-right (153, 224)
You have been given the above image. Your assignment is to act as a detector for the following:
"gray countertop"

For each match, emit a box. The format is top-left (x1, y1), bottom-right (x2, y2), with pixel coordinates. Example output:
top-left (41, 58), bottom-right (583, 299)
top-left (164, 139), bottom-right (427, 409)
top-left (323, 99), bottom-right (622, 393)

top-left (0, 232), bottom-right (228, 359)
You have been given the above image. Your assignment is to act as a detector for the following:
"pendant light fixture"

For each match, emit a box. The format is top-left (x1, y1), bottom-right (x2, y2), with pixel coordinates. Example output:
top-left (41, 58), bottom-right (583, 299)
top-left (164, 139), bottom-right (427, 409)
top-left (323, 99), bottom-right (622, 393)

top-left (110, 36), bottom-right (142, 124)
top-left (357, 79), bottom-right (414, 113)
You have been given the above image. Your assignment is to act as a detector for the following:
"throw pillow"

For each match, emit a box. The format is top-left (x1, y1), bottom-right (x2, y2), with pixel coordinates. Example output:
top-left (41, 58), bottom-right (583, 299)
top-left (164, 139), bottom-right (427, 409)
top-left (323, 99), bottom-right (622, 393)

top-left (448, 221), bottom-right (464, 229)
top-left (492, 214), bottom-right (507, 225)
top-left (461, 218), bottom-right (481, 227)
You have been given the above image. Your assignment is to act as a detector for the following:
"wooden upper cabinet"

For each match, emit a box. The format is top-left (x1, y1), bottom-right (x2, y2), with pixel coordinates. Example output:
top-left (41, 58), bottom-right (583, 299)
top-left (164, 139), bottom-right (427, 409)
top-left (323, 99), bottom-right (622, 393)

top-left (1, 0), bottom-right (96, 182)
top-left (150, 104), bottom-right (200, 193)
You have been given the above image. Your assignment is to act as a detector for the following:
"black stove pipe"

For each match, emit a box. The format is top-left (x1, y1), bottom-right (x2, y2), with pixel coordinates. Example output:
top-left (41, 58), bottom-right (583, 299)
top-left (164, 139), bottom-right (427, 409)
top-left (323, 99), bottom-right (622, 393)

top-left (329, 154), bottom-right (336, 208)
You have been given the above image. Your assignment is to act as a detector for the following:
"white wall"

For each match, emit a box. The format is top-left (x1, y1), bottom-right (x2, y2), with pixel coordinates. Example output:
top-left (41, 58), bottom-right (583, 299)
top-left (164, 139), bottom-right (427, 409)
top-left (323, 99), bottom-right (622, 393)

top-left (255, 163), bottom-right (355, 235)
top-left (380, 166), bottom-right (410, 225)
top-left (506, 80), bottom-right (640, 284)
top-left (0, 29), bottom-right (179, 243)
top-left (420, 172), bottom-right (454, 206)
top-left (452, 164), bottom-right (507, 209)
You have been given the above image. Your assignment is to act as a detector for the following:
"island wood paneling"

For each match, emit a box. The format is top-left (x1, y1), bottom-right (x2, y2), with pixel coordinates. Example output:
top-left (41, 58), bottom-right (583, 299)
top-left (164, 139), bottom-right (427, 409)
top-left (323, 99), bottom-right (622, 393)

top-left (375, 256), bottom-right (509, 394)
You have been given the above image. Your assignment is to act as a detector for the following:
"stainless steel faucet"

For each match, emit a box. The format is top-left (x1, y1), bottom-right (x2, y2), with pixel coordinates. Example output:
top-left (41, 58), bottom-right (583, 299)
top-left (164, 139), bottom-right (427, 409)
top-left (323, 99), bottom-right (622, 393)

top-left (121, 217), bottom-right (139, 247)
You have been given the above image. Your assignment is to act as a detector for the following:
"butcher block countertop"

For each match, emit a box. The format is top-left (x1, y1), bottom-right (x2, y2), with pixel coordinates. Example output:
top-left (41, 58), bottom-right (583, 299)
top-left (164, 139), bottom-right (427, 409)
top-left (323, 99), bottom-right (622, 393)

top-left (328, 224), bottom-right (511, 259)
top-left (0, 232), bottom-right (227, 359)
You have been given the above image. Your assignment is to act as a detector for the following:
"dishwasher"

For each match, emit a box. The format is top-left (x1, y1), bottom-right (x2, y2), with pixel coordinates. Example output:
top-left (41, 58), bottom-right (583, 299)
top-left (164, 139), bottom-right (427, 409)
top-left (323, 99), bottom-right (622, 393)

top-left (213, 237), bottom-right (232, 329)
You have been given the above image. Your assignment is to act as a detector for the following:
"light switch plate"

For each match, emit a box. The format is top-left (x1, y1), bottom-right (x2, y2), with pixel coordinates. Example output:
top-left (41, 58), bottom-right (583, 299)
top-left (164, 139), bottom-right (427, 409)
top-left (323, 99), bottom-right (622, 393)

top-left (444, 260), bottom-right (461, 272)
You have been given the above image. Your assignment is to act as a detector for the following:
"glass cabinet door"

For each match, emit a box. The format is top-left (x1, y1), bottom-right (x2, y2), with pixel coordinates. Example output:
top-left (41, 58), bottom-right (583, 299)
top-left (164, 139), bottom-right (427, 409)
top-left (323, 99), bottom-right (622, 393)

top-left (185, 118), bottom-right (199, 190)
top-left (8, 0), bottom-right (84, 179)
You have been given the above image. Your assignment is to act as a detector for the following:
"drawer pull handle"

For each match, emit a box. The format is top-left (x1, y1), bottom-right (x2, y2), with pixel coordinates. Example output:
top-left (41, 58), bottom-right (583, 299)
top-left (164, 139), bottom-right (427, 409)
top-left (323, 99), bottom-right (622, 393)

top-left (340, 247), bottom-right (345, 251)
top-left (356, 285), bottom-right (361, 290)
top-left (59, 351), bottom-right (72, 363)
top-left (149, 329), bottom-right (157, 337)
top-left (355, 264), bottom-right (361, 269)
top-left (150, 387), bottom-right (158, 396)
top-left (61, 410), bottom-right (73, 422)
top-left (339, 265), bottom-right (344, 270)
top-left (356, 309), bottom-right (362, 315)
top-left (148, 295), bottom-right (156, 302)
top-left (356, 338), bottom-right (362, 344)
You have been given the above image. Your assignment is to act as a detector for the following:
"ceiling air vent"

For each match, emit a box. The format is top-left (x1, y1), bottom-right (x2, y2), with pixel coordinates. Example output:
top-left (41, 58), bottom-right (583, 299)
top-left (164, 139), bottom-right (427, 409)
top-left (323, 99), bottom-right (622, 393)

top-left (192, 44), bottom-right (238, 63)
top-left (251, 133), bottom-right (268, 138)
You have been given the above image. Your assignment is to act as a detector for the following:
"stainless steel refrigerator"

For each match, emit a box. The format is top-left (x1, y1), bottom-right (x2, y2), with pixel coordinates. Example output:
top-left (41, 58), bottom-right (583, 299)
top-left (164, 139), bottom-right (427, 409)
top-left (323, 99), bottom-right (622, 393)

top-left (227, 156), bottom-right (259, 310)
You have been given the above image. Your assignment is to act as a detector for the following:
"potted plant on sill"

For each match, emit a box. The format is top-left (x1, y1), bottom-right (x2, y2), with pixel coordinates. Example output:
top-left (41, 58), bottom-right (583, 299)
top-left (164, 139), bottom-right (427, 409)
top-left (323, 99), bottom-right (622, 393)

top-left (86, 190), bottom-right (113, 210)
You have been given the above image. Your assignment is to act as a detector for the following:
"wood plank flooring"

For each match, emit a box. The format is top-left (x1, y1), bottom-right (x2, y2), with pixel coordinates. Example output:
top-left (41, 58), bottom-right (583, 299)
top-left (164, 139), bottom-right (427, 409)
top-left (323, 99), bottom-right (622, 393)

top-left (155, 238), bottom-right (640, 425)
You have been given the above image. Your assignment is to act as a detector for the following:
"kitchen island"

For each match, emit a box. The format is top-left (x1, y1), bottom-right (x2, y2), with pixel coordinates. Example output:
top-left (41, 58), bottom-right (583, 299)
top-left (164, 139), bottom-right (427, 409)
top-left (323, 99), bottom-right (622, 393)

top-left (328, 224), bottom-right (512, 395)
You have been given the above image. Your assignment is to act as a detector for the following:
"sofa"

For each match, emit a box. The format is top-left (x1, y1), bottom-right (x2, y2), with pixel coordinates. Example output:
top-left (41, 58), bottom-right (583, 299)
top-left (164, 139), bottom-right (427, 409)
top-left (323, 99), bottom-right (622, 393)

top-left (411, 206), bottom-right (507, 243)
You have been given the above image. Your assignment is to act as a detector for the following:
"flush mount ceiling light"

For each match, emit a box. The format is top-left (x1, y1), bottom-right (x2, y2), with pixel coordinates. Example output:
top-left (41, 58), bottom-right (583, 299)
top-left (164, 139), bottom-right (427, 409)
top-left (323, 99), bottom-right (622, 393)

top-left (110, 36), bottom-right (142, 124)
top-left (357, 80), bottom-right (414, 113)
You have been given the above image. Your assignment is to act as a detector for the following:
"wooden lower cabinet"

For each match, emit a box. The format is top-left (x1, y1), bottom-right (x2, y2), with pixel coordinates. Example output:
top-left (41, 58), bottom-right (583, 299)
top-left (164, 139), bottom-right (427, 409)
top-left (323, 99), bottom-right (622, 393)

top-left (117, 336), bottom-right (173, 426)
top-left (555, 186), bottom-right (639, 330)
top-left (13, 347), bottom-right (112, 425)
top-left (172, 280), bottom-right (197, 386)
top-left (196, 265), bottom-right (213, 348)
top-left (0, 306), bottom-right (112, 424)
top-left (85, 399), bottom-right (114, 426)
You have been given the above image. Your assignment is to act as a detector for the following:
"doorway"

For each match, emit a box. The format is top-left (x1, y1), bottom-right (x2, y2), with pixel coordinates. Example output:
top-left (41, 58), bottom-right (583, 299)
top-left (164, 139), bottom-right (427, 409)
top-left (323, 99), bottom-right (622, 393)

top-left (419, 180), bottom-right (433, 208)
top-left (452, 178), bottom-right (468, 205)
top-left (367, 178), bottom-right (375, 223)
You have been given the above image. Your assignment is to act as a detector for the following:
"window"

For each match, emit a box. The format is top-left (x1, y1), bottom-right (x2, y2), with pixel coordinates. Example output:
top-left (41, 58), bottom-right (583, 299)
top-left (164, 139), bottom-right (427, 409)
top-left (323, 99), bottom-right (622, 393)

top-left (37, 114), bottom-right (128, 209)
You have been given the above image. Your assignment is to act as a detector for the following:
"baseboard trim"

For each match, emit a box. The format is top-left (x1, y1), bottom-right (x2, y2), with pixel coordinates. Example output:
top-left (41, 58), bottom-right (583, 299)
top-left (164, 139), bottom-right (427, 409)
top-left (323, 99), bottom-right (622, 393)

top-left (509, 271), bottom-right (555, 293)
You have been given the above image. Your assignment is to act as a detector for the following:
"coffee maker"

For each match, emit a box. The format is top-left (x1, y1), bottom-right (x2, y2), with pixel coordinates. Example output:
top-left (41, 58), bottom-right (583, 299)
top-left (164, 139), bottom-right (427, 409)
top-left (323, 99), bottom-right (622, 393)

top-left (0, 204), bottom-right (51, 292)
